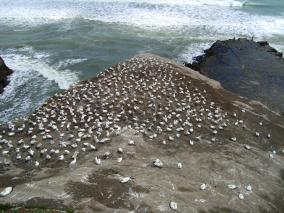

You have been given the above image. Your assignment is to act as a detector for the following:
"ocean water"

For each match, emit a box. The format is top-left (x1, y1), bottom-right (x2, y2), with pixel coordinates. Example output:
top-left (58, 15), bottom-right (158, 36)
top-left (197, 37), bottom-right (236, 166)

top-left (0, 0), bottom-right (283, 122)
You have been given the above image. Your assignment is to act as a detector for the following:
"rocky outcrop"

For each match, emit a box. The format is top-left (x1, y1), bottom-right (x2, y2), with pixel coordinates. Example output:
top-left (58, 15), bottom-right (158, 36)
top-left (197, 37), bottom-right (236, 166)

top-left (0, 57), bottom-right (13, 94)
top-left (0, 54), bottom-right (284, 212)
top-left (185, 38), bottom-right (284, 115)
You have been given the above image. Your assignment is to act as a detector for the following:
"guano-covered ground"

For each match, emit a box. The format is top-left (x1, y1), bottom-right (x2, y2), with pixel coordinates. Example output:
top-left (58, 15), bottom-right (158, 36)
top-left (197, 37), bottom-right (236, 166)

top-left (0, 54), bottom-right (284, 213)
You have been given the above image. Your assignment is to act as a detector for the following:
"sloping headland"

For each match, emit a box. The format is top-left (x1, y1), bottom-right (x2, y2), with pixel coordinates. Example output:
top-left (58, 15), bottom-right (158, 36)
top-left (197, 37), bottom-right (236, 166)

top-left (0, 54), bottom-right (284, 212)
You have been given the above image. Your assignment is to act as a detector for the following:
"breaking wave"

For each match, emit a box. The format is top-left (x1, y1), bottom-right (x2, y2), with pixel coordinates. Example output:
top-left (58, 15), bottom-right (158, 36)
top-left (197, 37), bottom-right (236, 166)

top-left (0, 0), bottom-right (283, 38)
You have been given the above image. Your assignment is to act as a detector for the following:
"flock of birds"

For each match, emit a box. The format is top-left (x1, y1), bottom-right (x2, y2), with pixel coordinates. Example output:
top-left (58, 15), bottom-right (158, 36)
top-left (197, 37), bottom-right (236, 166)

top-left (0, 56), bottom-right (272, 167)
top-left (0, 56), bottom-right (275, 206)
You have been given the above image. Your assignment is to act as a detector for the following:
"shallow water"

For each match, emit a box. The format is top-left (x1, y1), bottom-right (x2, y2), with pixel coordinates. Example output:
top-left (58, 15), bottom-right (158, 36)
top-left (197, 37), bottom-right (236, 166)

top-left (0, 0), bottom-right (283, 122)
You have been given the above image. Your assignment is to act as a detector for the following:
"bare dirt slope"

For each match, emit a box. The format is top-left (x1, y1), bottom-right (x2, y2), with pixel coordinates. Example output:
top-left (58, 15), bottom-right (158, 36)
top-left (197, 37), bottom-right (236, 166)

top-left (0, 54), bottom-right (284, 212)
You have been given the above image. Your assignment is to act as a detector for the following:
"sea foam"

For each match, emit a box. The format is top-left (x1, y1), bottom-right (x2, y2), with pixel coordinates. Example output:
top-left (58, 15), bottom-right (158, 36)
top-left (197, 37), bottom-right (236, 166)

top-left (0, 48), bottom-right (82, 122)
top-left (0, 0), bottom-right (283, 39)
top-left (1, 48), bottom-right (79, 89)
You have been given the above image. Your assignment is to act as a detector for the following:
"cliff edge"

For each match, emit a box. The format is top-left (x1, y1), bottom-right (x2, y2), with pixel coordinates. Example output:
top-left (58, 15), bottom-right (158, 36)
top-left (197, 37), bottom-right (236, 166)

top-left (0, 54), bottom-right (284, 212)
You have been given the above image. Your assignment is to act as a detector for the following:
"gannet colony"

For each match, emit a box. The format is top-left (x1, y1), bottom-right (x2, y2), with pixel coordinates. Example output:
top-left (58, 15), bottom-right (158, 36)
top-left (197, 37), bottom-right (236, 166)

top-left (0, 54), bottom-right (284, 212)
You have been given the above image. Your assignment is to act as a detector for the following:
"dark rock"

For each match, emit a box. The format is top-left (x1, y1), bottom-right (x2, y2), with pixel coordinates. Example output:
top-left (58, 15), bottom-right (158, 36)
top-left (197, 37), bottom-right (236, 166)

top-left (0, 56), bottom-right (13, 94)
top-left (185, 38), bottom-right (284, 114)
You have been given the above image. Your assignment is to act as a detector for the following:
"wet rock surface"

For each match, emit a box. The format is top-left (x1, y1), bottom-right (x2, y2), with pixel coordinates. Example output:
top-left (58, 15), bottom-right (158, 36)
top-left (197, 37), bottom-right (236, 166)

top-left (0, 54), bottom-right (284, 212)
top-left (0, 56), bottom-right (13, 95)
top-left (185, 38), bottom-right (284, 115)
